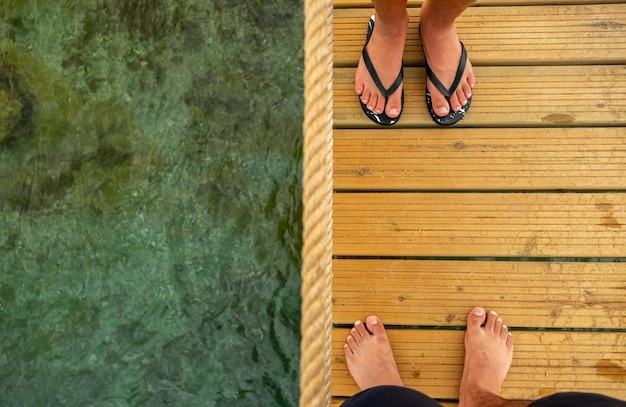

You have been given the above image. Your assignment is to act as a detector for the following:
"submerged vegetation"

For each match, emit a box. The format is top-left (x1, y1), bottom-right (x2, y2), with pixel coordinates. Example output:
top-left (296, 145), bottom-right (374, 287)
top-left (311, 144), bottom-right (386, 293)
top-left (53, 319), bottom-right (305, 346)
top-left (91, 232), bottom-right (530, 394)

top-left (0, 0), bottom-right (303, 405)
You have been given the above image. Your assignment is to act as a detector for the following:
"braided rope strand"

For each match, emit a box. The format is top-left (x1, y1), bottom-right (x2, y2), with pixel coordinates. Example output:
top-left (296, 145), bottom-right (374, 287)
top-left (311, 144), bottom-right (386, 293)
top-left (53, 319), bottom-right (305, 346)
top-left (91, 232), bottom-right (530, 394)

top-left (300, 0), bottom-right (334, 404)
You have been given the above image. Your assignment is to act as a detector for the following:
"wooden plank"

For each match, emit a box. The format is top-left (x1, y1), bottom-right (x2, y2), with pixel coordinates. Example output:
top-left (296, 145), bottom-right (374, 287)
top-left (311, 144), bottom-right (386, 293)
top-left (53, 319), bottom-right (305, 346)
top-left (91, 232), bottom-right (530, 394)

top-left (333, 65), bottom-right (626, 128)
top-left (333, 192), bottom-right (626, 257)
top-left (333, 260), bottom-right (626, 328)
top-left (333, 128), bottom-right (626, 191)
top-left (334, 5), bottom-right (626, 66)
top-left (334, 0), bottom-right (626, 7)
top-left (332, 329), bottom-right (626, 400)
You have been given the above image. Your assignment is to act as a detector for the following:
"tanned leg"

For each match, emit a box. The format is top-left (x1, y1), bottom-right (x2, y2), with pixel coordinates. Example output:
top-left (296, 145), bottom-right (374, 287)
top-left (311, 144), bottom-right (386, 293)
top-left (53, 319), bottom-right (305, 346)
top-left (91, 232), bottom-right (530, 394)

top-left (355, 0), bottom-right (408, 119)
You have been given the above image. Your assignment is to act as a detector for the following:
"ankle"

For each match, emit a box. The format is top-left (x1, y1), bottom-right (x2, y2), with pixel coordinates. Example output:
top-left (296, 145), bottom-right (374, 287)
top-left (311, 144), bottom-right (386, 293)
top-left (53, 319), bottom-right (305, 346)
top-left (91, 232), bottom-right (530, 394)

top-left (461, 389), bottom-right (532, 407)
top-left (460, 390), bottom-right (505, 407)
top-left (419, 0), bottom-right (468, 32)
top-left (419, 11), bottom-right (455, 38)
top-left (374, 10), bottom-right (409, 37)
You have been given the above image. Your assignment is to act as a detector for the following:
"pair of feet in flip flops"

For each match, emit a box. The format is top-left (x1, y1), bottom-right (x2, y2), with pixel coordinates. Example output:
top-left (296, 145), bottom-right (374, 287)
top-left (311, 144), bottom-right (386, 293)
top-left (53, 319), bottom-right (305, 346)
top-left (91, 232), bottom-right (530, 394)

top-left (356, 12), bottom-right (474, 126)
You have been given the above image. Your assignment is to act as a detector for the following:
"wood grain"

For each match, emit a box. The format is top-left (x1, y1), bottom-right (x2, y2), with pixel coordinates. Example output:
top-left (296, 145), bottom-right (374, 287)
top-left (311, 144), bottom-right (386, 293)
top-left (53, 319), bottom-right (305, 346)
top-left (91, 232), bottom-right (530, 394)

top-left (333, 192), bottom-right (626, 257)
top-left (334, 128), bottom-right (626, 191)
top-left (333, 259), bottom-right (626, 328)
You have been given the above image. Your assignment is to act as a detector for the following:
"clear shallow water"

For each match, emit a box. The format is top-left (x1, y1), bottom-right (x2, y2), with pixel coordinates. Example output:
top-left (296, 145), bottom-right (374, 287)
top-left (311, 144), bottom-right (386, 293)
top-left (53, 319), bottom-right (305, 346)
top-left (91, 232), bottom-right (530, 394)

top-left (0, 1), bottom-right (303, 405)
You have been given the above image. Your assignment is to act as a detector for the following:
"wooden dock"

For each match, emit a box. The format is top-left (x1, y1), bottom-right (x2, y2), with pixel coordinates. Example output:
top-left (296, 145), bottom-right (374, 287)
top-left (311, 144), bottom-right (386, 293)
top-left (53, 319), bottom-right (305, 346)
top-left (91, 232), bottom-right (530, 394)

top-left (330, 0), bottom-right (626, 405)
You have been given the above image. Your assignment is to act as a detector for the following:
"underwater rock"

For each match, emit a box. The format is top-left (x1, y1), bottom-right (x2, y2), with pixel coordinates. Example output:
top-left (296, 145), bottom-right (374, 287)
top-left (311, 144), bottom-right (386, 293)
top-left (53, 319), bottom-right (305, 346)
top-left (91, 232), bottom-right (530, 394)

top-left (0, 38), bottom-right (159, 213)
top-left (0, 55), bottom-right (32, 146)
top-left (0, 83), bottom-right (23, 144)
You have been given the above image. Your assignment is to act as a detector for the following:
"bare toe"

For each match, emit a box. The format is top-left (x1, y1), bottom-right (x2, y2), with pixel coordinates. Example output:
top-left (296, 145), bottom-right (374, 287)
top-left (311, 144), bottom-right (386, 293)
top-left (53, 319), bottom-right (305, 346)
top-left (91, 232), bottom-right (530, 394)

top-left (449, 92), bottom-right (463, 113)
top-left (387, 102), bottom-right (401, 118)
top-left (354, 320), bottom-right (369, 341)
top-left (485, 310), bottom-right (498, 332)
top-left (355, 80), bottom-right (364, 96)
top-left (373, 95), bottom-right (385, 115)
top-left (360, 87), bottom-right (371, 105)
top-left (467, 306), bottom-right (487, 328)
top-left (366, 93), bottom-right (378, 113)
top-left (345, 335), bottom-right (357, 355)
top-left (365, 315), bottom-right (385, 335)
top-left (460, 82), bottom-right (472, 103)
top-left (500, 324), bottom-right (510, 340)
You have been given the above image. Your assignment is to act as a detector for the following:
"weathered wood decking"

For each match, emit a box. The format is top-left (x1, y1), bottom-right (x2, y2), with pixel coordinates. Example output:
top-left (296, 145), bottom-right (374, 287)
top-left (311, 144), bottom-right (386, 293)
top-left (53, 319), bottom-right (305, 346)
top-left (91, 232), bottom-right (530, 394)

top-left (331, 0), bottom-right (626, 405)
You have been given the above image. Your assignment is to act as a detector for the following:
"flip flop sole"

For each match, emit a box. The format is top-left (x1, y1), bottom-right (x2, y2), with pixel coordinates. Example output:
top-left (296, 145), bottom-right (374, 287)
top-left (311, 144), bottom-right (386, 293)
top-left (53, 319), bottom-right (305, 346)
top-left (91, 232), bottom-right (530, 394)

top-left (426, 91), bottom-right (472, 126)
top-left (360, 90), bottom-right (404, 126)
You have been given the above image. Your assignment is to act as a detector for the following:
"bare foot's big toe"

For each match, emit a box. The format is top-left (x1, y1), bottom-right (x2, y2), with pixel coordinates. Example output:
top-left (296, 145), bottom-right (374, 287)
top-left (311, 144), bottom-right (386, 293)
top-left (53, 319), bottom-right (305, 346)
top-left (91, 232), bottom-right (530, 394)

top-left (365, 315), bottom-right (385, 336)
top-left (386, 98), bottom-right (401, 119)
top-left (466, 306), bottom-right (487, 328)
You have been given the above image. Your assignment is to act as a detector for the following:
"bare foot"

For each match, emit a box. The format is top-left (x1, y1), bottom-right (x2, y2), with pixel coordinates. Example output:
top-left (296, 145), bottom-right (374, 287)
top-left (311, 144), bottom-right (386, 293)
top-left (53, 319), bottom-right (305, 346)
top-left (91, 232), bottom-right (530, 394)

top-left (419, 3), bottom-right (475, 117)
top-left (355, 11), bottom-right (408, 120)
top-left (344, 315), bottom-right (404, 390)
top-left (459, 307), bottom-right (514, 407)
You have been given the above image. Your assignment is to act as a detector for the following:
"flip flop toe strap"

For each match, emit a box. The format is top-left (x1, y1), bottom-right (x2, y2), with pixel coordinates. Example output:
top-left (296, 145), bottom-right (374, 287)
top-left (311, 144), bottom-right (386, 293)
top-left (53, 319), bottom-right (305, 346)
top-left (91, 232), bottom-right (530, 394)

top-left (362, 47), bottom-right (404, 98)
top-left (424, 42), bottom-right (468, 98)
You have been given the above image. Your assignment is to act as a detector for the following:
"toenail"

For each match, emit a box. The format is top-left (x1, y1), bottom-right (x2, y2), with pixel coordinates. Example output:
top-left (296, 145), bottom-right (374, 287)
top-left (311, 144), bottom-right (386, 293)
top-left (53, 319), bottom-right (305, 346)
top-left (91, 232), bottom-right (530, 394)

top-left (472, 308), bottom-right (485, 316)
top-left (355, 320), bottom-right (361, 326)
top-left (370, 317), bottom-right (378, 325)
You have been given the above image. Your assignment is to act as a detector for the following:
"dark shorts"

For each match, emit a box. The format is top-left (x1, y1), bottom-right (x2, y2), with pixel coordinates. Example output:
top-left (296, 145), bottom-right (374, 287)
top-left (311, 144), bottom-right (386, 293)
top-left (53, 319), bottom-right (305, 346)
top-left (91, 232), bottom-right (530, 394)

top-left (341, 386), bottom-right (626, 407)
top-left (528, 392), bottom-right (626, 407)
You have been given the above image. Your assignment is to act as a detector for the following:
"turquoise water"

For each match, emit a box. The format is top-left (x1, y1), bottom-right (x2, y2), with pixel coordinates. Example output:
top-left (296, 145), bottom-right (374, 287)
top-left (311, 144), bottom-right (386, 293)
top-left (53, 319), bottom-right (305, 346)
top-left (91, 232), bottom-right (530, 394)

top-left (0, 1), bottom-right (303, 405)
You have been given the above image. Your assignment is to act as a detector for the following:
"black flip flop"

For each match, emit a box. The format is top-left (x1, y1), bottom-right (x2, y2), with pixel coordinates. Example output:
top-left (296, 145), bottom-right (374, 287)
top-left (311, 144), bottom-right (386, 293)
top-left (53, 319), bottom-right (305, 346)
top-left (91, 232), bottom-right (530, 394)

top-left (424, 40), bottom-right (472, 126)
top-left (359, 15), bottom-right (404, 126)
